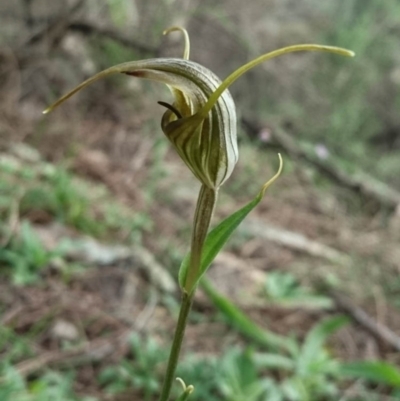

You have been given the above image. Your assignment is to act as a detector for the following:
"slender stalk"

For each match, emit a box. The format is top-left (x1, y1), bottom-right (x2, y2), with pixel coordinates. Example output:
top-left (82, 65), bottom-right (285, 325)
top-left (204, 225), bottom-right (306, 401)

top-left (158, 291), bottom-right (193, 401)
top-left (185, 185), bottom-right (218, 294)
top-left (158, 185), bottom-right (218, 401)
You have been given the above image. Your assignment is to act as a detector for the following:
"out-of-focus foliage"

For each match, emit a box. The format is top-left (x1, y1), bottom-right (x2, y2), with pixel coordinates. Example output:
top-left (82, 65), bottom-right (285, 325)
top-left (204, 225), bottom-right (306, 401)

top-left (3, 0), bottom-right (399, 188)
top-left (1, 0), bottom-right (399, 400)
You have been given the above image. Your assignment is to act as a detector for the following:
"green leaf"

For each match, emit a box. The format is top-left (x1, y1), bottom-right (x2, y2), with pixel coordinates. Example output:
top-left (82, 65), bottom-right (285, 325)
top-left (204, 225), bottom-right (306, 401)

top-left (200, 277), bottom-right (293, 352)
top-left (253, 352), bottom-right (294, 371)
top-left (107, 0), bottom-right (134, 28)
top-left (297, 316), bottom-right (349, 374)
top-left (179, 156), bottom-right (282, 291)
top-left (340, 361), bottom-right (400, 387)
top-left (179, 192), bottom-right (260, 288)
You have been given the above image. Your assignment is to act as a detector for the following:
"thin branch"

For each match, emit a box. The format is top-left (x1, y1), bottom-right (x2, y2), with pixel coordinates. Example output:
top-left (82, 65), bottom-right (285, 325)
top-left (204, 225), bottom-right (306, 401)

top-left (328, 289), bottom-right (400, 352)
top-left (20, 3), bottom-right (158, 57)
top-left (68, 21), bottom-right (158, 55)
top-left (241, 118), bottom-right (400, 210)
top-left (24, 0), bottom-right (86, 47)
top-left (1, 330), bottom-right (128, 380)
top-left (241, 219), bottom-right (351, 266)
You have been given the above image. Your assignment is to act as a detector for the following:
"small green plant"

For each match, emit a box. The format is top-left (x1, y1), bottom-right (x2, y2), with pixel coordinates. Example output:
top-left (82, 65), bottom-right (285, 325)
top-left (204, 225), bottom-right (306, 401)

top-left (340, 360), bottom-right (400, 399)
top-left (265, 272), bottom-right (305, 301)
top-left (44, 25), bottom-right (353, 401)
top-left (0, 366), bottom-right (95, 401)
top-left (201, 277), bottom-right (347, 400)
top-left (0, 327), bottom-right (33, 364)
top-left (217, 347), bottom-right (273, 401)
top-left (99, 333), bottom-right (167, 399)
top-left (253, 316), bottom-right (348, 401)
top-left (20, 168), bottom-right (104, 236)
top-left (0, 221), bottom-right (66, 285)
top-left (0, 158), bottom-right (152, 243)
top-left (264, 272), bottom-right (332, 308)
top-left (176, 356), bottom-right (219, 401)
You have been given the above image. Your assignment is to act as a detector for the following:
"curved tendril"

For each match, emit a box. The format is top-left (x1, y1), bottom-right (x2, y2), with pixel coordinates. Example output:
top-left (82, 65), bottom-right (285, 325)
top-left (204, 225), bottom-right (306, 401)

top-left (158, 101), bottom-right (183, 119)
top-left (176, 378), bottom-right (188, 391)
top-left (42, 64), bottom-right (126, 114)
top-left (260, 153), bottom-right (283, 196)
top-left (199, 44), bottom-right (355, 117)
top-left (163, 26), bottom-right (190, 60)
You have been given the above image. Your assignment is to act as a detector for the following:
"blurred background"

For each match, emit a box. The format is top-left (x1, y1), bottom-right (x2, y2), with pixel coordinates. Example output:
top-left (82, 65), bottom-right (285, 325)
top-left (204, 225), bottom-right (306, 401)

top-left (1, 0), bottom-right (400, 400)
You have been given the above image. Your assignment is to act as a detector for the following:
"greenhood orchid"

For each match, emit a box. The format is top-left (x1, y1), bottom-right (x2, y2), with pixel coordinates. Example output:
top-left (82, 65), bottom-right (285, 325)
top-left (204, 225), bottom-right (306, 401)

top-left (43, 27), bottom-right (354, 401)
top-left (43, 26), bottom-right (354, 190)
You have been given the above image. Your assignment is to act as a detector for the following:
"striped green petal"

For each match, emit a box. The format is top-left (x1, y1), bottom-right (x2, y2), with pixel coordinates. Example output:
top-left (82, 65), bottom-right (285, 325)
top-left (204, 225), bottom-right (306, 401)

top-left (43, 27), bottom-right (354, 190)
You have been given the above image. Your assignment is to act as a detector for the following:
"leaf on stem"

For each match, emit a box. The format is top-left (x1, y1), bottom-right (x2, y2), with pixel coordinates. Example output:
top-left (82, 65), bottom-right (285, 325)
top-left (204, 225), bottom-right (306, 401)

top-left (200, 277), bottom-right (292, 352)
top-left (179, 154), bottom-right (283, 292)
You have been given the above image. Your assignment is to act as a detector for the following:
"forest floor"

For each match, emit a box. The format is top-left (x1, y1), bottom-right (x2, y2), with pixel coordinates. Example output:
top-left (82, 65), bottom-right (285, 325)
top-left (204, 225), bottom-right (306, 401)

top-left (1, 93), bottom-right (400, 400)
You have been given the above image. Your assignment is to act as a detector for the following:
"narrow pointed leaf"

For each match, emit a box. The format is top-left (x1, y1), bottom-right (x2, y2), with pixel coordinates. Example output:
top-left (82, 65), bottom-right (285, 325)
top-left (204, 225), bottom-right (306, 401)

top-left (179, 155), bottom-right (282, 291)
top-left (200, 277), bottom-right (293, 352)
top-left (178, 190), bottom-right (260, 289)
top-left (201, 45), bottom-right (354, 116)
top-left (340, 361), bottom-right (400, 387)
top-left (298, 315), bottom-right (349, 373)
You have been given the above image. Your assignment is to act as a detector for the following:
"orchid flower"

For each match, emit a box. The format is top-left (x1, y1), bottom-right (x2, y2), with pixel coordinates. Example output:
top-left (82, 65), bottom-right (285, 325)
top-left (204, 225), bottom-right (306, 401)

top-left (43, 28), bottom-right (354, 401)
top-left (44, 26), bottom-right (354, 190)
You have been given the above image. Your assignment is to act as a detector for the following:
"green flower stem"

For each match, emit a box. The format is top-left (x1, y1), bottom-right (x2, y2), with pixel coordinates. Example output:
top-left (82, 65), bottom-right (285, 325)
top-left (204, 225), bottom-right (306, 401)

top-left (158, 291), bottom-right (193, 401)
top-left (158, 185), bottom-right (217, 401)
top-left (185, 185), bottom-right (218, 294)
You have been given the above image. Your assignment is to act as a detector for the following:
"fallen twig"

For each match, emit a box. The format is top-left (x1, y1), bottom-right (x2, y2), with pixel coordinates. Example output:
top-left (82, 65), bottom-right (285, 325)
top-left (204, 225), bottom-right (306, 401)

top-left (22, 0), bottom-right (86, 48)
top-left (8, 330), bottom-right (129, 380)
top-left (241, 118), bottom-right (400, 210)
top-left (68, 21), bottom-right (158, 55)
top-left (274, 125), bottom-right (400, 209)
top-left (19, 4), bottom-right (157, 60)
top-left (241, 219), bottom-right (351, 266)
top-left (328, 289), bottom-right (400, 352)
